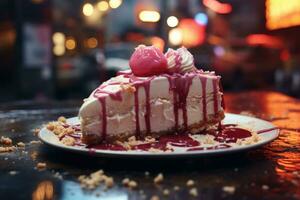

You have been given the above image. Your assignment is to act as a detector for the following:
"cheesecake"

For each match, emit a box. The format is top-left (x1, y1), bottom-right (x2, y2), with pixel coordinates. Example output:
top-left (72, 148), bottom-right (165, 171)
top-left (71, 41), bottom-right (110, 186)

top-left (79, 45), bottom-right (225, 144)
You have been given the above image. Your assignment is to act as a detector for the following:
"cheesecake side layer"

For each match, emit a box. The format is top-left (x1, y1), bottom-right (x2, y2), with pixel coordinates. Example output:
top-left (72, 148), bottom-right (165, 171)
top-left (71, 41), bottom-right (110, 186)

top-left (79, 70), bottom-right (225, 144)
top-left (82, 112), bottom-right (224, 144)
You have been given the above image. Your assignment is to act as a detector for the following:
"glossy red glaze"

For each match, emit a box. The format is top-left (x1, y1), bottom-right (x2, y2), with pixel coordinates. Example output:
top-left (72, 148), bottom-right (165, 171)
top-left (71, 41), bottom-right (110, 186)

top-left (129, 46), bottom-right (168, 77)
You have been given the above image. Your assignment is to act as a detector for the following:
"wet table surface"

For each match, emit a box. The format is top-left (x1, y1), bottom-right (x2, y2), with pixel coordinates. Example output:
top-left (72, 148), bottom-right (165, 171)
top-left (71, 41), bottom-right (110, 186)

top-left (0, 91), bottom-right (300, 200)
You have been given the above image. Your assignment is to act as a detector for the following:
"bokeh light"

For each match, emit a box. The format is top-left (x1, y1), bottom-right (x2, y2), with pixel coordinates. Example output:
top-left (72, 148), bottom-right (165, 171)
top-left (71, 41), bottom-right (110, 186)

top-left (82, 3), bottom-right (94, 16)
top-left (214, 46), bottom-right (225, 57)
top-left (167, 16), bottom-right (179, 27)
top-left (87, 37), bottom-right (98, 48)
top-left (195, 13), bottom-right (208, 25)
top-left (179, 18), bottom-right (206, 47)
top-left (65, 37), bottom-right (76, 50)
top-left (203, 0), bottom-right (232, 14)
top-left (97, 1), bottom-right (109, 12)
top-left (151, 36), bottom-right (165, 51)
top-left (53, 45), bottom-right (65, 56)
top-left (139, 11), bottom-right (161, 22)
top-left (31, 0), bottom-right (44, 4)
top-left (169, 28), bottom-right (183, 46)
top-left (109, 0), bottom-right (122, 9)
top-left (52, 32), bottom-right (65, 45)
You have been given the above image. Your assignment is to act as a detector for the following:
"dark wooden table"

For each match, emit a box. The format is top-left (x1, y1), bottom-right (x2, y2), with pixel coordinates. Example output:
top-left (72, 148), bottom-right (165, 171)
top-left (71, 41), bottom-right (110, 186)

top-left (0, 91), bottom-right (300, 200)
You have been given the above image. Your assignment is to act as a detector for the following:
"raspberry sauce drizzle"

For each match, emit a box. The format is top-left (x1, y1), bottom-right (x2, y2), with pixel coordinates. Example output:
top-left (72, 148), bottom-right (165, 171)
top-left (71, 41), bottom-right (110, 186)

top-left (219, 79), bottom-right (225, 110)
top-left (94, 88), bottom-right (122, 101)
top-left (127, 75), bottom-right (154, 136)
top-left (212, 78), bottom-right (219, 117)
top-left (199, 76), bottom-right (207, 122)
top-left (134, 87), bottom-right (140, 137)
top-left (99, 98), bottom-right (107, 140)
top-left (144, 80), bottom-right (151, 134)
top-left (165, 73), bottom-right (195, 131)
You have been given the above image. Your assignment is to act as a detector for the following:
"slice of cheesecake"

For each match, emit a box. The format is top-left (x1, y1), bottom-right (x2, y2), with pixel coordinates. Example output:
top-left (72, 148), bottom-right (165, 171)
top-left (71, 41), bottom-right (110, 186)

top-left (79, 46), bottom-right (225, 144)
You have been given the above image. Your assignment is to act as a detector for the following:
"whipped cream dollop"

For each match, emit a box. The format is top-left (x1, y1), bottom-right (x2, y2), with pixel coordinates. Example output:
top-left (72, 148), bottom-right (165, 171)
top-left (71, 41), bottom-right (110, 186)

top-left (165, 47), bottom-right (196, 74)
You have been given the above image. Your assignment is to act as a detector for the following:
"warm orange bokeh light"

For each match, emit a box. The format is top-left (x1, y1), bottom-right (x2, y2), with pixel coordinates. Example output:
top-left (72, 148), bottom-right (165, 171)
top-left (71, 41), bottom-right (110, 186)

top-left (150, 36), bottom-right (165, 51)
top-left (246, 34), bottom-right (283, 49)
top-left (203, 0), bottom-right (232, 14)
top-left (266, 0), bottom-right (300, 30)
top-left (178, 19), bottom-right (206, 47)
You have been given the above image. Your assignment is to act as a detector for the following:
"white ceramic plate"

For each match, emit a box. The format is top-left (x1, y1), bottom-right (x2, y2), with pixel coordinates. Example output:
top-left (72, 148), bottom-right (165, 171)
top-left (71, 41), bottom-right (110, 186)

top-left (38, 113), bottom-right (279, 158)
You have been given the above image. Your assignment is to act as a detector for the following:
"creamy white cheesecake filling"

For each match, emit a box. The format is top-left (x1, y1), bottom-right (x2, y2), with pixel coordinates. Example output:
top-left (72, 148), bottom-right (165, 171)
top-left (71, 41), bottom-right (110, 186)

top-left (81, 94), bottom-right (222, 137)
top-left (79, 73), bottom-right (223, 138)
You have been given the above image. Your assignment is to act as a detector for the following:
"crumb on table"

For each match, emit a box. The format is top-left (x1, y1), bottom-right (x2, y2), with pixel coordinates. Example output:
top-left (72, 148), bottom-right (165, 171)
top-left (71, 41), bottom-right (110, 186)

top-left (78, 170), bottom-right (114, 190)
top-left (36, 162), bottom-right (47, 169)
top-left (154, 173), bottom-right (164, 184)
top-left (17, 142), bottom-right (25, 147)
top-left (30, 140), bottom-right (42, 145)
top-left (122, 178), bottom-right (138, 189)
top-left (104, 177), bottom-right (114, 188)
top-left (0, 136), bottom-right (12, 145)
top-left (0, 146), bottom-right (16, 153)
top-left (33, 128), bottom-right (41, 136)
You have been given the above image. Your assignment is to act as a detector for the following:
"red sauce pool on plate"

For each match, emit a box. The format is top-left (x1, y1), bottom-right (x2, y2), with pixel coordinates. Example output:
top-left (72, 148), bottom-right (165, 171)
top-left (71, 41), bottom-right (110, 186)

top-left (58, 124), bottom-right (275, 152)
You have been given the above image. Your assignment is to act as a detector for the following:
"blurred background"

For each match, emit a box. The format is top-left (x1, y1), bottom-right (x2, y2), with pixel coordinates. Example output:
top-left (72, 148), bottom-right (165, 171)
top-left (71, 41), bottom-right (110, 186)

top-left (1, 0), bottom-right (300, 102)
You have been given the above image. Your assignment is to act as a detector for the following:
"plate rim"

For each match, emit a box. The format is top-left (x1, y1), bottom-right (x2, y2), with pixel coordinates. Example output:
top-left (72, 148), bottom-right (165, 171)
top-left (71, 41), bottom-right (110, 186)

top-left (38, 113), bottom-right (280, 158)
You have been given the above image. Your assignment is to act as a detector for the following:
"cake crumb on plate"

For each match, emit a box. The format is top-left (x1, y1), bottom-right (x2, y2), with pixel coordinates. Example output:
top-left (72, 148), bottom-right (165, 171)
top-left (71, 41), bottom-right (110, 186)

top-left (57, 116), bottom-right (67, 123)
top-left (61, 136), bottom-right (75, 146)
